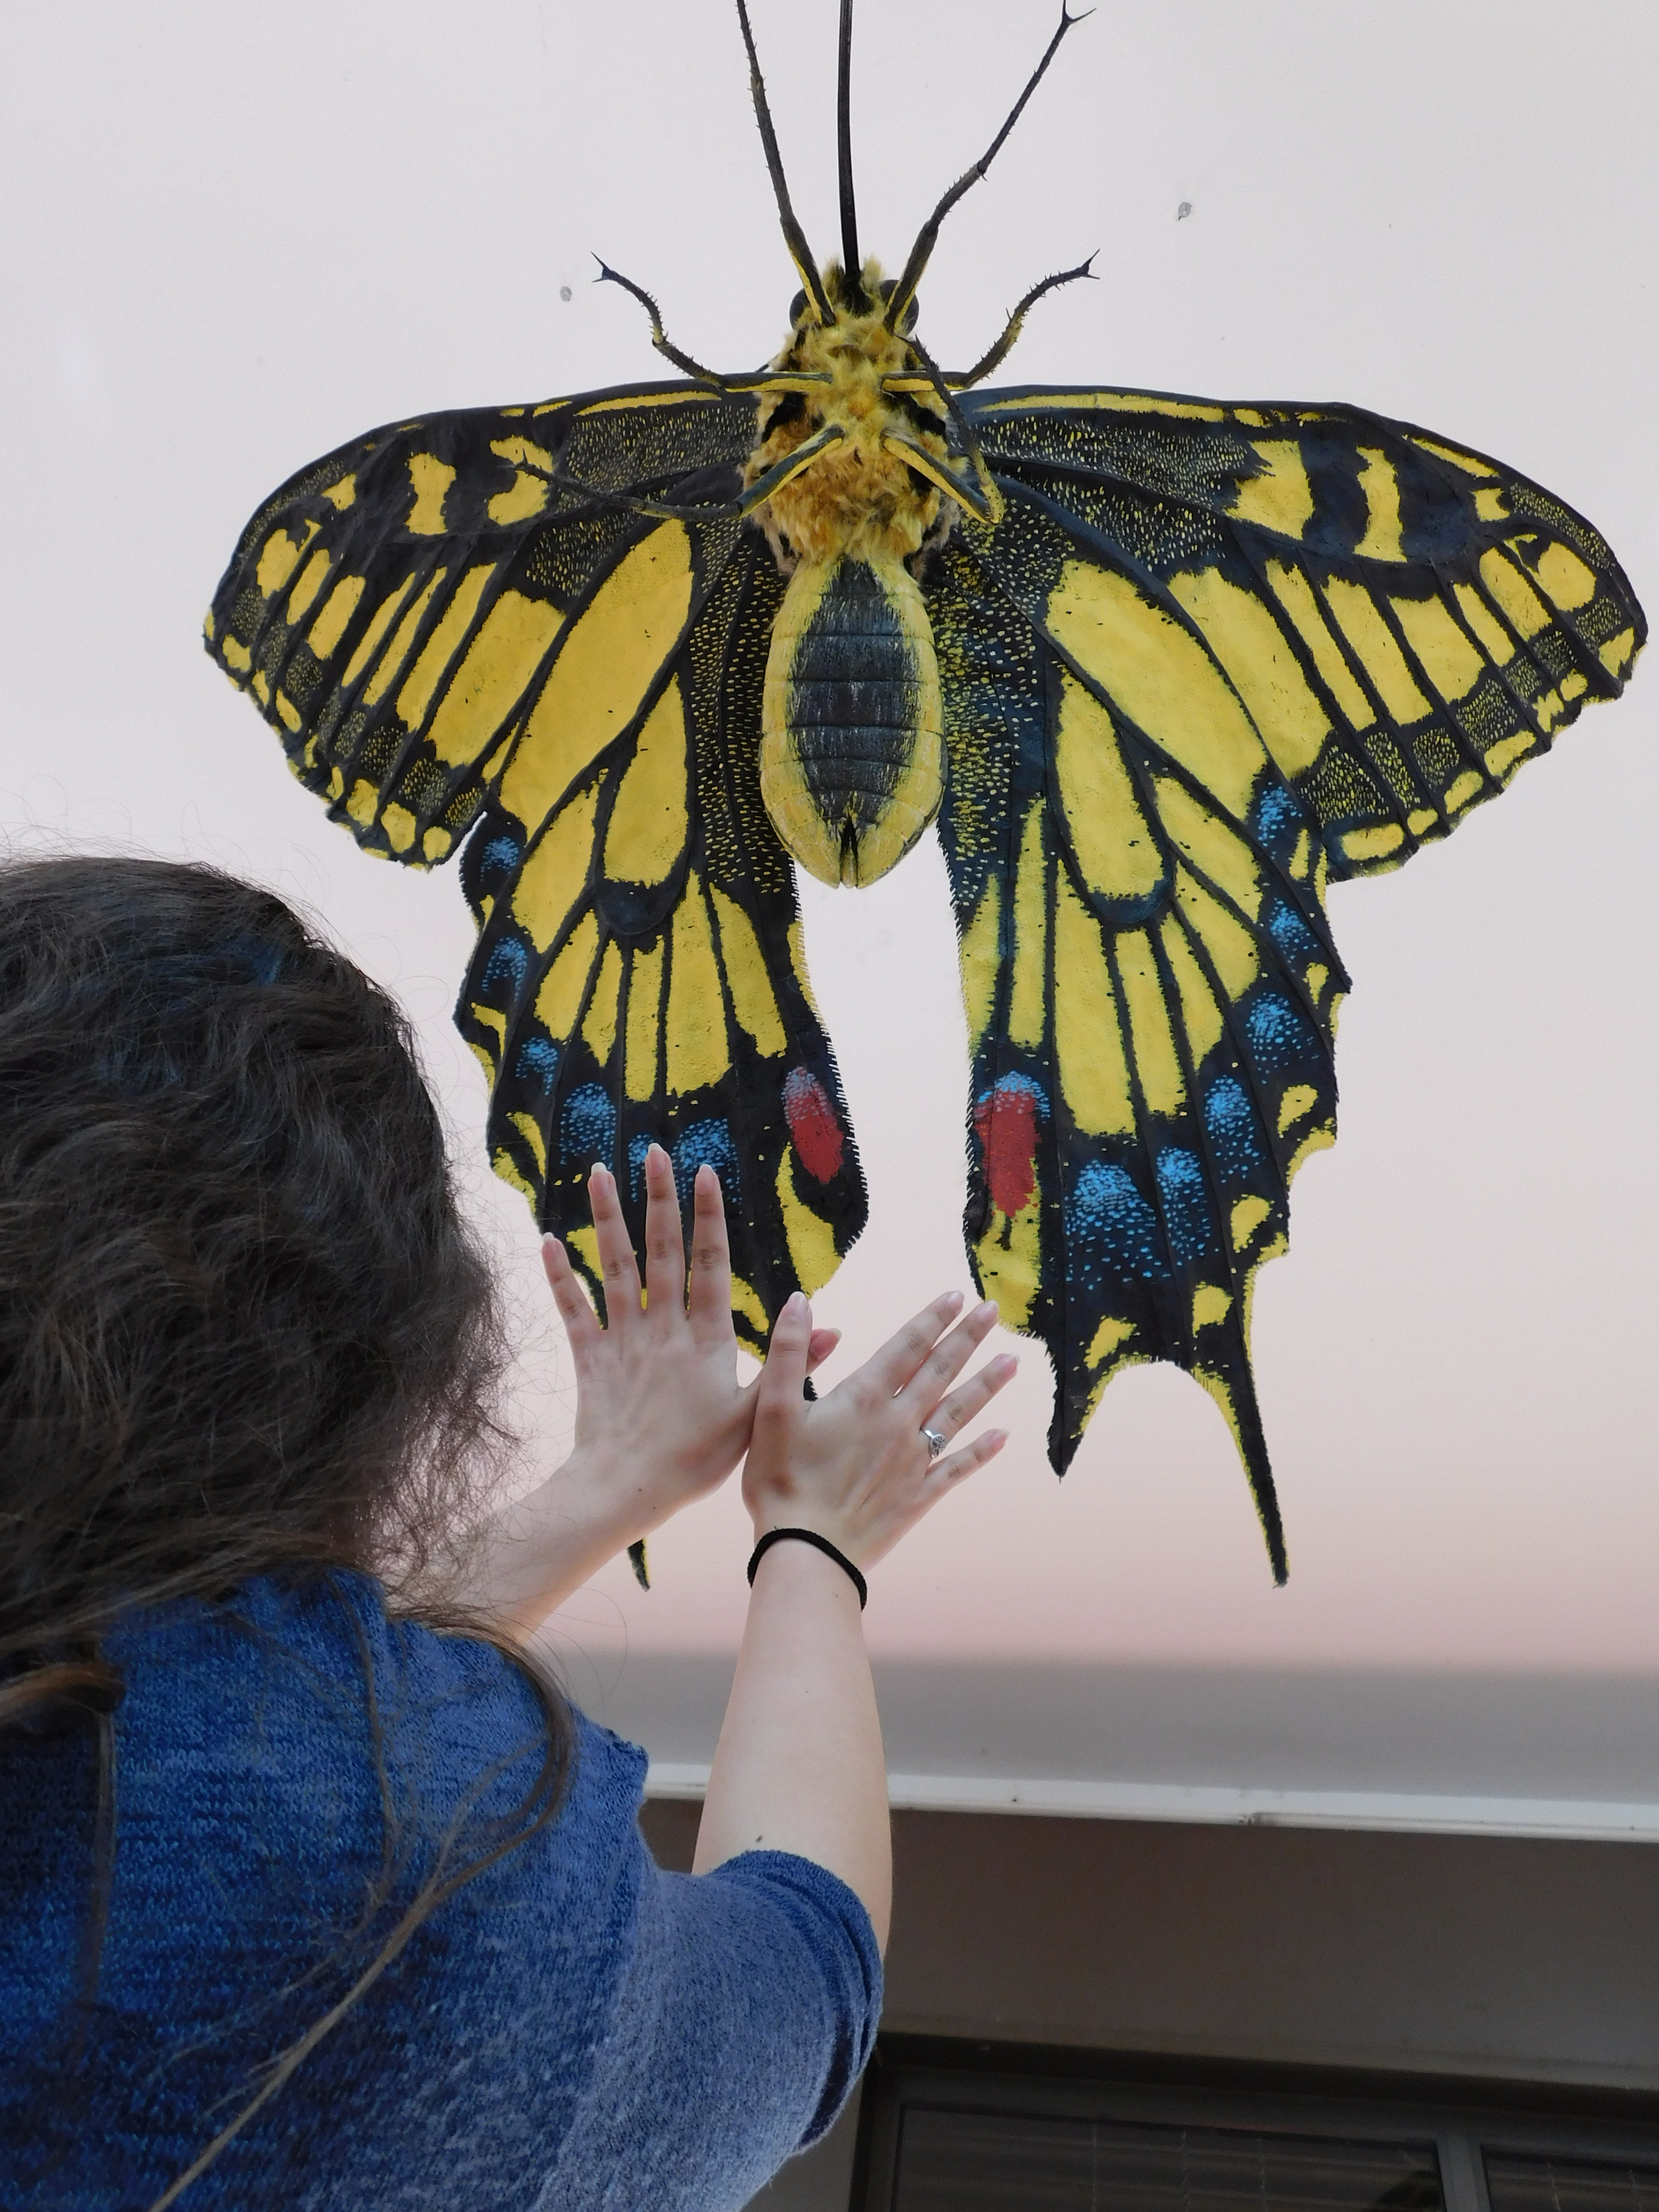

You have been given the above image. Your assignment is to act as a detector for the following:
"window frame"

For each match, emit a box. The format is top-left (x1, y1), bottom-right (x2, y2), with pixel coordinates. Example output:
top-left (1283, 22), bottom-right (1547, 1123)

top-left (853, 2037), bottom-right (1659, 2212)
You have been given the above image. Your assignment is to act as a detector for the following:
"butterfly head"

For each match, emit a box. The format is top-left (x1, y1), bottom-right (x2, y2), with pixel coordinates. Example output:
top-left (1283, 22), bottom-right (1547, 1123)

top-left (786, 264), bottom-right (919, 340)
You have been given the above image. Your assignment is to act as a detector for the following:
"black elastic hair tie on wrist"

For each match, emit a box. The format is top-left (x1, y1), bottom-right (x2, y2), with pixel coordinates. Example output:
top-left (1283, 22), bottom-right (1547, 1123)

top-left (746, 1527), bottom-right (867, 1610)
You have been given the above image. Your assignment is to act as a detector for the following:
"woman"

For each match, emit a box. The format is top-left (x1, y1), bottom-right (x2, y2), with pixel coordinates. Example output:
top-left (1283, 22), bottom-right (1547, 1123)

top-left (0, 856), bottom-right (1013, 2211)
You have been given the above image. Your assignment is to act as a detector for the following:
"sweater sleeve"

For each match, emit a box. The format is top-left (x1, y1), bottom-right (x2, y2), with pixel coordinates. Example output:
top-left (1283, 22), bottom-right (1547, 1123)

top-left (533, 1846), bottom-right (883, 2212)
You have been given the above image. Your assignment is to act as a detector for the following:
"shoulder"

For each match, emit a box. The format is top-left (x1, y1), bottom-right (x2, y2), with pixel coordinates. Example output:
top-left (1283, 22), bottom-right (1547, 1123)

top-left (101, 1572), bottom-right (649, 1876)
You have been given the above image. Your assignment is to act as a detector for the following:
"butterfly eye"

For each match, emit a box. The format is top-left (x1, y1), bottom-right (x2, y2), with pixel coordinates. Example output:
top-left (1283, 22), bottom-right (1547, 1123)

top-left (788, 289), bottom-right (807, 325)
top-left (877, 278), bottom-right (920, 335)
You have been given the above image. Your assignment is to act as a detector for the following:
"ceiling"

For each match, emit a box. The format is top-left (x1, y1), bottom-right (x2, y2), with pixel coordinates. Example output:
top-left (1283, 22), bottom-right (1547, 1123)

top-left (3, 0), bottom-right (1656, 1821)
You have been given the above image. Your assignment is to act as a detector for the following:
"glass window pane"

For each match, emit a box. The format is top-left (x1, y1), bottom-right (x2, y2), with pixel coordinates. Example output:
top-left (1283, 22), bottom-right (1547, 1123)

top-left (891, 2108), bottom-right (1443, 2212)
top-left (1487, 2155), bottom-right (1659, 2212)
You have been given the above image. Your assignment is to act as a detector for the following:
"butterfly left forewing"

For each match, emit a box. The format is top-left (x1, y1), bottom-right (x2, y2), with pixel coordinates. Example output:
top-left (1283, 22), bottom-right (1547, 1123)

top-left (205, 383), bottom-right (757, 866)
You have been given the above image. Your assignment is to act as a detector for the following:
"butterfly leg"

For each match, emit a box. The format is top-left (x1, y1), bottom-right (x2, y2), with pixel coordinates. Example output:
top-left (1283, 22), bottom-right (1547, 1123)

top-left (880, 0), bottom-right (1085, 332)
top-left (594, 259), bottom-right (827, 399)
top-left (883, 334), bottom-right (1003, 525)
top-left (593, 259), bottom-right (734, 385)
top-left (880, 431), bottom-right (998, 525)
top-left (539, 423), bottom-right (847, 523)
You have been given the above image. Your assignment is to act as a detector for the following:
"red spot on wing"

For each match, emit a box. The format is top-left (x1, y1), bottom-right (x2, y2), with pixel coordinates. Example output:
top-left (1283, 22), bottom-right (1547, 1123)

top-left (974, 1078), bottom-right (1042, 1217)
top-left (782, 1066), bottom-right (845, 1184)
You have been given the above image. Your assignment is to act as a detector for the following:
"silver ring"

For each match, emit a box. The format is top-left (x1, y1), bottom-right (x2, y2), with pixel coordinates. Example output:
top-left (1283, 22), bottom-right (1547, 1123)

top-left (921, 1425), bottom-right (947, 1460)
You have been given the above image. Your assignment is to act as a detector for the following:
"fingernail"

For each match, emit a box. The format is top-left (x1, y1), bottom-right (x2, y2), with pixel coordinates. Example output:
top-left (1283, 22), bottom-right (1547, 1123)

top-left (974, 1300), bottom-right (998, 1324)
top-left (589, 1160), bottom-right (609, 1183)
top-left (987, 1428), bottom-right (1009, 1448)
top-left (942, 1289), bottom-right (965, 1311)
top-left (648, 1142), bottom-right (669, 1163)
top-left (784, 1290), bottom-right (807, 1315)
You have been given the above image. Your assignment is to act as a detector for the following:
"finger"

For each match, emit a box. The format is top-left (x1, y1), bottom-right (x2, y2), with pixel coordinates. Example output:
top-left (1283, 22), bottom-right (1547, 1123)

top-left (641, 1144), bottom-right (686, 1320)
top-left (586, 1162), bottom-right (642, 1329)
top-left (805, 1326), bottom-right (840, 1375)
top-left (929, 1426), bottom-right (1009, 1490)
top-left (898, 1299), bottom-right (1001, 1414)
top-left (921, 1351), bottom-right (1018, 1443)
top-left (861, 1291), bottom-right (966, 1398)
top-left (752, 1291), bottom-right (812, 1437)
top-left (541, 1235), bottom-right (601, 1353)
top-left (686, 1163), bottom-right (734, 1339)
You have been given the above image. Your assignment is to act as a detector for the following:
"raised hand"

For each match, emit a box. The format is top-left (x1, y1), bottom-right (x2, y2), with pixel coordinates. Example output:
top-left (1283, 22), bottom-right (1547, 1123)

top-left (468, 1147), bottom-right (837, 1635)
top-left (541, 1145), bottom-right (839, 1542)
top-left (741, 1289), bottom-right (1016, 1574)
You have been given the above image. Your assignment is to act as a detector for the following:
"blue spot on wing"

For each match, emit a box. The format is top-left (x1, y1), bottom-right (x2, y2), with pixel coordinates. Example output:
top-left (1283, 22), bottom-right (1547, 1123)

top-left (1204, 1077), bottom-right (1265, 1181)
top-left (1245, 991), bottom-right (1316, 1076)
top-left (515, 1037), bottom-right (559, 1093)
top-left (1250, 781), bottom-right (1303, 858)
top-left (482, 936), bottom-right (530, 996)
top-left (1155, 1148), bottom-right (1214, 1264)
top-left (561, 1084), bottom-right (615, 1168)
top-left (673, 1119), bottom-right (739, 1204)
top-left (478, 834), bottom-right (523, 888)
top-left (628, 1132), bottom-right (653, 1203)
top-left (1068, 1162), bottom-right (1167, 1287)
top-left (1264, 899), bottom-right (1322, 968)
top-left (977, 1071), bottom-right (1046, 1119)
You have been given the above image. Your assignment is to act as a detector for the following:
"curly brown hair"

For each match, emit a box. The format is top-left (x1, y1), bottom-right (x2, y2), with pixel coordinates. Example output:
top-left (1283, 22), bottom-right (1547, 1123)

top-left (0, 854), bottom-right (573, 2200)
top-left (0, 853), bottom-right (526, 1712)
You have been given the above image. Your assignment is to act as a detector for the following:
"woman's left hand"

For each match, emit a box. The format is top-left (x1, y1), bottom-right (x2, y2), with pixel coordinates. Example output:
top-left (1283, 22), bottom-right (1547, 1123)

top-left (543, 1144), bottom-right (839, 1533)
top-left (465, 1146), bottom-right (836, 1637)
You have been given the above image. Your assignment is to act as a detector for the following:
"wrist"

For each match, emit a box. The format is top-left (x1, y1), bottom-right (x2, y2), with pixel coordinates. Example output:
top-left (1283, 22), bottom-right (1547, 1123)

top-left (518, 1441), bottom-right (677, 1579)
top-left (748, 1504), bottom-right (858, 1561)
top-left (745, 1479), bottom-right (856, 1556)
top-left (747, 1526), bottom-right (868, 1611)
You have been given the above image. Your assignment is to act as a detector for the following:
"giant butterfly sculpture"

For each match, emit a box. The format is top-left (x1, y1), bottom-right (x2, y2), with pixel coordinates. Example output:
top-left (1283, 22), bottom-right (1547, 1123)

top-left (206, 0), bottom-right (1646, 1580)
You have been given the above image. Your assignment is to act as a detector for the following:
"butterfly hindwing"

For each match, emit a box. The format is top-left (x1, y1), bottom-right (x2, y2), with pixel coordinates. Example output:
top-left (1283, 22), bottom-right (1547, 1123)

top-left (206, 384), bottom-right (867, 1346)
top-left (932, 385), bottom-right (1644, 1565)
top-left (459, 521), bottom-right (866, 1343)
top-left (932, 517), bottom-right (1335, 1577)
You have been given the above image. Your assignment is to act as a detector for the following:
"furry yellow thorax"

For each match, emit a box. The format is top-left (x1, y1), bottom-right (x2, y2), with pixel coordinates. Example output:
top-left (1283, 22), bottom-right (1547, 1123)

top-left (745, 259), bottom-right (953, 572)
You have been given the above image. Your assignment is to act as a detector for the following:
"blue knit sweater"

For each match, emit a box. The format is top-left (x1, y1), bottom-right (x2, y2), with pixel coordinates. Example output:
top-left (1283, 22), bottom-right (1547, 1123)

top-left (0, 1574), bottom-right (882, 2210)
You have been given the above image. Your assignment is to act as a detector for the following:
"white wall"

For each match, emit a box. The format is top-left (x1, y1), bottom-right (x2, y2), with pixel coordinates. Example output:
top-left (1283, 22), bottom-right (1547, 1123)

top-left (2, 5), bottom-right (1657, 1778)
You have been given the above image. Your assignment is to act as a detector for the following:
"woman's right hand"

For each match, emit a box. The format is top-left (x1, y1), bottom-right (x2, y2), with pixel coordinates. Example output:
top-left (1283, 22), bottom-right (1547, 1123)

top-left (741, 1289), bottom-right (1016, 1574)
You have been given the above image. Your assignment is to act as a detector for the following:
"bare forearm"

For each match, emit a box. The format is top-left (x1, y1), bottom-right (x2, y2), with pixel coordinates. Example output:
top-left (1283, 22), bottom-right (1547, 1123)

top-left (692, 1540), bottom-right (891, 1952)
top-left (451, 1446), bottom-right (648, 1639)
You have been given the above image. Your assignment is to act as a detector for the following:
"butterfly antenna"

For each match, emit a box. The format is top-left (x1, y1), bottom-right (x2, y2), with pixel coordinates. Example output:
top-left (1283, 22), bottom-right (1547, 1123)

top-left (735, 0), bottom-right (835, 325)
top-left (837, 0), bottom-right (865, 306)
top-left (883, 0), bottom-right (1088, 334)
